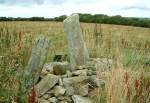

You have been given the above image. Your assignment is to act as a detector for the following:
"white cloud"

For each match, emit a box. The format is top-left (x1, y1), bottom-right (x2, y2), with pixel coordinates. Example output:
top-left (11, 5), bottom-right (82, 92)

top-left (0, 0), bottom-right (150, 18)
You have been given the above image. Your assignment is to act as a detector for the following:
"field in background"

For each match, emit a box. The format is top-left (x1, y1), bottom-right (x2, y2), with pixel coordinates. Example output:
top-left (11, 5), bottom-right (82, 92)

top-left (0, 21), bottom-right (150, 102)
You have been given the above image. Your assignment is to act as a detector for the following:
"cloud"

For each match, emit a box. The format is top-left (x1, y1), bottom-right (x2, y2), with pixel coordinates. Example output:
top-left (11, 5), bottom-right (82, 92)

top-left (0, 0), bottom-right (96, 6)
top-left (122, 6), bottom-right (150, 11)
top-left (0, 0), bottom-right (43, 5)
top-left (0, 0), bottom-right (150, 18)
top-left (0, 0), bottom-right (66, 5)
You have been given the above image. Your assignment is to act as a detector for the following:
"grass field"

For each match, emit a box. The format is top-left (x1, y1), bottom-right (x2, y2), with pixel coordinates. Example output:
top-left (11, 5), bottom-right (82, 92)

top-left (0, 21), bottom-right (150, 102)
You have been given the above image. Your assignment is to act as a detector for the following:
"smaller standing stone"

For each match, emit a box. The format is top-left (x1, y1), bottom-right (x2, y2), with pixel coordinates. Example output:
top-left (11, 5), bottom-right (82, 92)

top-left (18, 36), bottom-right (50, 103)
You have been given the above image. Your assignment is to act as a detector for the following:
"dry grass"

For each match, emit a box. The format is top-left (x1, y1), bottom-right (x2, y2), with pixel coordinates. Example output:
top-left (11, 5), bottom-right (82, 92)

top-left (106, 68), bottom-right (150, 103)
top-left (93, 67), bottom-right (150, 103)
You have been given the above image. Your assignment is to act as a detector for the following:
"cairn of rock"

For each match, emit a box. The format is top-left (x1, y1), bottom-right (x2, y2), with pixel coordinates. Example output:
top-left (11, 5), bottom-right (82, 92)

top-left (35, 14), bottom-right (113, 103)
top-left (37, 58), bottom-right (112, 103)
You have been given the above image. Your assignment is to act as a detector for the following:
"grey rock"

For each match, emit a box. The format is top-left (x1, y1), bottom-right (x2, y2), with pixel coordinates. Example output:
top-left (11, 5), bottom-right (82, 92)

top-left (58, 96), bottom-right (72, 102)
top-left (58, 78), bottom-right (64, 86)
top-left (46, 89), bottom-right (54, 95)
top-left (66, 70), bottom-right (72, 77)
top-left (63, 76), bottom-right (88, 96)
top-left (35, 74), bottom-right (59, 96)
top-left (59, 101), bottom-right (68, 103)
top-left (42, 94), bottom-right (49, 99)
top-left (72, 69), bottom-right (88, 76)
top-left (88, 76), bottom-right (105, 88)
top-left (43, 63), bottom-right (54, 73)
top-left (76, 65), bottom-right (96, 71)
top-left (41, 68), bottom-right (49, 78)
top-left (64, 86), bottom-right (74, 96)
top-left (54, 86), bottom-right (66, 96)
top-left (61, 74), bottom-right (68, 78)
top-left (38, 99), bottom-right (49, 103)
top-left (53, 62), bottom-right (69, 75)
top-left (63, 83), bottom-right (88, 96)
top-left (76, 65), bottom-right (87, 70)
top-left (72, 95), bottom-right (93, 103)
top-left (94, 79), bottom-right (105, 88)
top-left (77, 84), bottom-right (88, 96)
top-left (87, 70), bottom-right (96, 76)
top-left (64, 13), bottom-right (89, 70)
top-left (63, 76), bottom-right (87, 85)
top-left (48, 97), bottom-right (58, 103)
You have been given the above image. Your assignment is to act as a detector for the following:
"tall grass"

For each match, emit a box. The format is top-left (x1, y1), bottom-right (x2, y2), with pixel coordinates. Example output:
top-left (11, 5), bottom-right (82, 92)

top-left (0, 23), bottom-right (32, 102)
top-left (107, 68), bottom-right (150, 103)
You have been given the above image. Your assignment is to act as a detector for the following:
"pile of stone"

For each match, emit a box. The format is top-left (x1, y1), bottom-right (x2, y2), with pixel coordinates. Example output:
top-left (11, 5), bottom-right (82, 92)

top-left (36, 58), bottom-right (112, 103)
top-left (34, 14), bottom-right (112, 103)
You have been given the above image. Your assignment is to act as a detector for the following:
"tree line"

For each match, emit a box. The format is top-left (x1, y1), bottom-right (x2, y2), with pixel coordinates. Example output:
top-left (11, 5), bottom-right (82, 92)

top-left (0, 13), bottom-right (150, 28)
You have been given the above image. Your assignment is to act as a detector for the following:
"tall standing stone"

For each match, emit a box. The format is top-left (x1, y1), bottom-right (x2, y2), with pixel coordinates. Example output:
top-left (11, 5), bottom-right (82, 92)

top-left (63, 14), bottom-right (89, 70)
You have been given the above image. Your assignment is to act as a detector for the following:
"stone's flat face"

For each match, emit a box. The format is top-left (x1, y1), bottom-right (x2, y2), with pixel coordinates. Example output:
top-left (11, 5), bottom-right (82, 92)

top-left (64, 86), bottom-right (75, 96)
top-left (72, 95), bottom-right (93, 103)
top-left (35, 74), bottom-right (59, 96)
top-left (63, 76), bottom-right (88, 86)
top-left (77, 84), bottom-right (88, 96)
top-left (63, 76), bottom-right (88, 96)
top-left (63, 14), bottom-right (89, 70)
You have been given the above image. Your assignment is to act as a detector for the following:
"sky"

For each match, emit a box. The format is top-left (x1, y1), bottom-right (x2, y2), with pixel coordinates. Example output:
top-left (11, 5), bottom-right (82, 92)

top-left (0, 0), bottom-right (150, 18)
